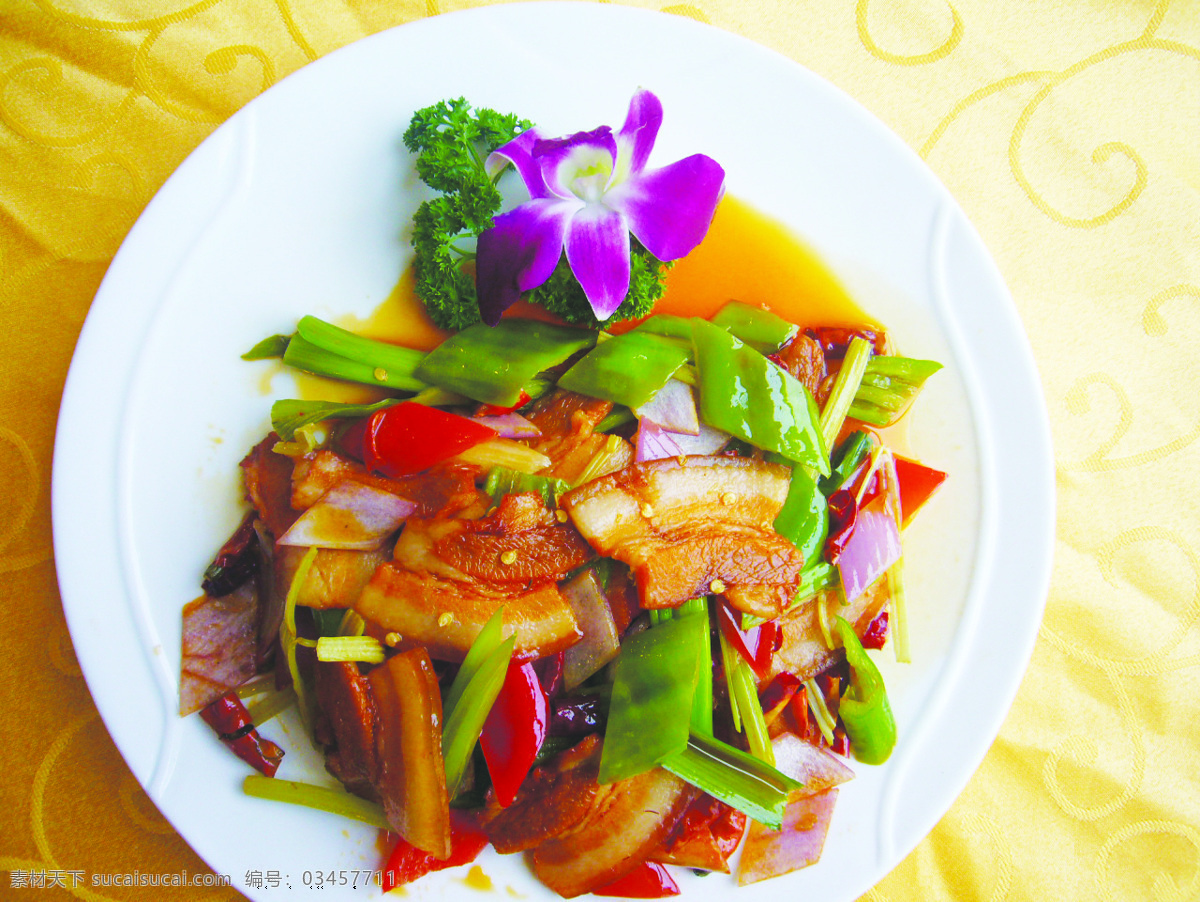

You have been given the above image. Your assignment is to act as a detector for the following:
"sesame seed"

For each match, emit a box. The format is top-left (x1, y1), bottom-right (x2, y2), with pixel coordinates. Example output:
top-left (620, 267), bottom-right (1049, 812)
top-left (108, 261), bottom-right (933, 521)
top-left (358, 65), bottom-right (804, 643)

top-left (437, 612), bottom-right (453, 627)
top-left (710, 579), bottom-right (727, 594)
top-left (640, 503), bottom-right (655, 518)
top-left (555, 509), bottom-right (569, 523)
top-left (384, 632), bottom-right (401, 647)
top-left (721, 492), bottom-right (738, 505)
top-left (500, 550), bottom-right (518, 565)
top-left (373, 367), bottom-right (388, 382)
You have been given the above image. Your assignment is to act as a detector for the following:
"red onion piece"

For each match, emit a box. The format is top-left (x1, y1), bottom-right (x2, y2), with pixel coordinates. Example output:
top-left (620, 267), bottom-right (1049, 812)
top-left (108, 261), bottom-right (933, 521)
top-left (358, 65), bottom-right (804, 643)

top-left (837, 495), bottom-right (901, 603)
top-left (559, 570), bottom-right (621, 690)
top-left (736, 788), bottom-right (839, 885)
top-left (472, 412), bottom-right (542, 439)
top-left (277, 481), bottom-right (416, 550)
top-left (635, 420), bottom-right (733, 462)
top-left (634, 378), bottom-right (699, 435)
top-left (771, 733), bottom-right (855, 791)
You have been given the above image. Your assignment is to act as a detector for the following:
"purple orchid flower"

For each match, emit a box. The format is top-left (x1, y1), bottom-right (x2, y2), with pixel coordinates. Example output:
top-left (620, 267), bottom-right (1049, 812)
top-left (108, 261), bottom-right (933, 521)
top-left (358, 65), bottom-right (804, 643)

top-left (476, 89), bottom-right (725, 324)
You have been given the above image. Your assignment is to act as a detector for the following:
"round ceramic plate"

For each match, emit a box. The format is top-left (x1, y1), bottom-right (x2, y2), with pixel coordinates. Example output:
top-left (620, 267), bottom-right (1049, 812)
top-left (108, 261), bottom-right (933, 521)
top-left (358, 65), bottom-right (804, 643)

top-left (52, 4), bottom-right (1054, 900)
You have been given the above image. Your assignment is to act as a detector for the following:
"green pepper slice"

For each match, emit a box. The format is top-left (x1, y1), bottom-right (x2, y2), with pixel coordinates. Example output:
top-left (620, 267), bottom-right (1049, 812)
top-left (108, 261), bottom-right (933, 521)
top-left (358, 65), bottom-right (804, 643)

top-left (710, 301), bottom-right (799, 354)
top-left (416, 319), bottom-right (595, 407)
top-left (598, 610), bottom-right (706, 784)
top-left (558, 330), bottom-right (691, 409)
top-left (691, 318), bottom-right (829, 474)
top-left (834, 616), bottom-right (897, 765)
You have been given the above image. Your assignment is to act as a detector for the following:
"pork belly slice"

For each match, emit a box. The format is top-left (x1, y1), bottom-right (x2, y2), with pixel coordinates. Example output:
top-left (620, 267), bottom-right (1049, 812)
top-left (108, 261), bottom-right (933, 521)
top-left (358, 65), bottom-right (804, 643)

top-left (273, 543), bottom-right (392, 610)
top-left (355, 563), bottom-right (581, 662)
top-left (314, 661), bottom-right (378, 799)
top-left (531, 765), bottom-right (698, 898)
top-left (524, 389), bottom-right (630, 484)
top-left (770, 573), bottom-right (890, 681)
top-left (560, 455), bottom-right (804, 618)
top-left (483, 735), bottom-right (603, 854)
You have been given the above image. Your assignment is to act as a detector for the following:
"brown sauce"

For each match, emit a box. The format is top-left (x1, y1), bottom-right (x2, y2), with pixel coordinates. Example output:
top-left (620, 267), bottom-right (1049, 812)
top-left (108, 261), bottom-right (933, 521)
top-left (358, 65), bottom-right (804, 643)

top-left (280, 195), bottom-right (872, 404)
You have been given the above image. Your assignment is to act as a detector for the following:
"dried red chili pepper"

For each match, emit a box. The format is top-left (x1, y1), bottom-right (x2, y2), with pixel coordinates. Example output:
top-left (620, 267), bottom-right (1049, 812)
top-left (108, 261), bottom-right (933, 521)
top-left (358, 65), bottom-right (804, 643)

top-left (200, 511), bottom-right (259, 597)
top-left (716, 601), bottom-right (778, 679)
top-left (825, 488), bottom-right (859, 565)
top-left (199, 691), bottom-right (284, 777)
top-left (861, 609), bottom-right (889, 650)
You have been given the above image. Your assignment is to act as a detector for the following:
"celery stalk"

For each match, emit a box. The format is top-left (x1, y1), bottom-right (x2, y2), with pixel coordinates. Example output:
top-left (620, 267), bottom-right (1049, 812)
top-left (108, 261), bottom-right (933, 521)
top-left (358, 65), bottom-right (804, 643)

top-left (888, 559), bottom-right (912, 664)
top-left (717, 628), bottom-right (743, 733)
top-left (281, 547), bottom-right (318, 730)
top-left (442, 634), bottom-right (515, 797)
top-left (315, 636), bottom-right (385, 664)
top-left (819, 336), bottom-right (873, 454)
top-left (442, 607), bottom-right (507, 721)
top-left (662, 733), bottom-right (801, 830)
top-left (730, 660), bottom-right (774, 766)
top-left (803, 678), bottom-right (838, 746)
top-left (243, 775), bottom-right (390, 830)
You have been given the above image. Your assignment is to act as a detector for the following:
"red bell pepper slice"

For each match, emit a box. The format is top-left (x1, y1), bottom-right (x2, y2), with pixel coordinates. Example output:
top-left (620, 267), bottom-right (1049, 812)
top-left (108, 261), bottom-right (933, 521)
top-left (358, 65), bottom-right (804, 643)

top-left (474, 390), bottom-right (533, 417)
top-left (480, 660), bottom-right (549, 807)
top-left (860, 609), bottom-right (889, 649)
top-left (594, 862), bottom-right (680, 898)
top-left (893, 455), bottom-right (947, 527)
top-left (381, 810), bottom-right (489, 890)
top-left (716, 602), bottom-right (778, 680)
top-left (363, 401), bottom-right (496, 478)
top-left (199, 692), bottom-right (284, 777)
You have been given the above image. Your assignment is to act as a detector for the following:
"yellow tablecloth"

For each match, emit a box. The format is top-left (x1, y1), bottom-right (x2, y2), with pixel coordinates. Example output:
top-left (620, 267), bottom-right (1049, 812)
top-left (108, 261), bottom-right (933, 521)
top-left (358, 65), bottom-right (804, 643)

top-left (3, 1), bottom-right (1198, 899)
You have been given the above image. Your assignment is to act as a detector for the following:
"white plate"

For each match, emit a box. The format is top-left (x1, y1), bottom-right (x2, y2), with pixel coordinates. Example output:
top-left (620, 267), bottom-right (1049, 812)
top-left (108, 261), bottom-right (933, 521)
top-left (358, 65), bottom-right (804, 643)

top-left (52, 3), bottom-right (1053, 900)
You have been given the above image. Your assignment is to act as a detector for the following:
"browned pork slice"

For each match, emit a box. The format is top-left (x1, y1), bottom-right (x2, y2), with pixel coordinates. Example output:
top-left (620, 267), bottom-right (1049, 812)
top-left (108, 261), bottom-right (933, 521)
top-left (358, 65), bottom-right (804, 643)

top-left (560, 456), bottom-right (804, 618)
top-left (355, 564), bottom-right (581, 661)
top-left (524, 389), bottom-right (628, 483)
top-left (273, 543), bottom-right (393, 610)
top-left (777, 332), bottom-right (827, 401)
top-left (483, 735), bottom-right (604, 854)
top-left (769, 574), bottom-right (891, 681)
top-left (179, 580), bottom-right (259, 715)
top-left (367, 647), bottom-right (451, 859)
top-left (531, 766), bottom-right (698, 898)
top-left (241, 435), bottom-right (298, 538)
top-left (313, 661), bottom-right (378, 799)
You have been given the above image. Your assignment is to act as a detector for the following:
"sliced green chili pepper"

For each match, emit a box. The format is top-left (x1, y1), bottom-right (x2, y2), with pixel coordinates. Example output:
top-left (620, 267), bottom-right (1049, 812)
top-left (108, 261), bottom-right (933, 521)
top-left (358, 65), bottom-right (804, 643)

top-left (632, 313), bottom-right (694, 342)
top-left (558, 330), bottom-right (691, 409)
top-left (821, 429), bottom-right (877, 494)
top-left (770, 458), bottom-right (828, 565)
top-left (416, 319), bottom-right (595, 408)
top-left (834, 615), bottom-right (897, 765)
top-left (710, 301), bottom-right (799, 354)
top-left (598, 611), bottom-right (706, 784)
top-left (848, 356), bottom-right (943, 427)
top-left (282, 334), bottom-right (428, 394)
top-left (691, 318), bottom-right (829, 474)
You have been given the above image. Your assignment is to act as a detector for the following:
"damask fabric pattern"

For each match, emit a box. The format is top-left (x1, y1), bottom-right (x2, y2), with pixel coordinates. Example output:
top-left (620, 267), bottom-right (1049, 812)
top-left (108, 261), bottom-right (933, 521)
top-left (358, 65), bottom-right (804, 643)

top-left (1, 0), bottom-right (1197, 899)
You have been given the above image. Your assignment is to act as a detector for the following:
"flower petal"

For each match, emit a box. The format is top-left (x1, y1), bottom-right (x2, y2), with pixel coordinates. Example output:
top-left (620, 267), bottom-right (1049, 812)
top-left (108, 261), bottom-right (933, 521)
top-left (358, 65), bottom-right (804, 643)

top-left (614, 88), bottom-right (663, 182)
top-left (486, 128), bottom-right (552, 198)
top-left (476, 199), bottom-right (576, 324)
top-left (564, 204), bottom-right (631, 320)
top-left (536, 126), bottom-right (618, 202)
top-left (606, 154), bottom-right (726, 261)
